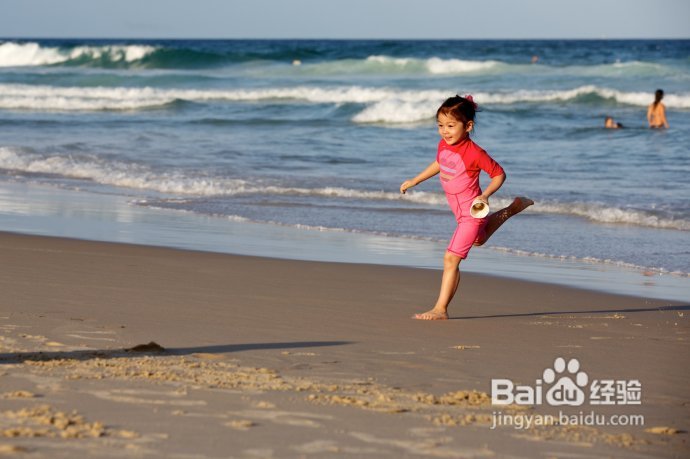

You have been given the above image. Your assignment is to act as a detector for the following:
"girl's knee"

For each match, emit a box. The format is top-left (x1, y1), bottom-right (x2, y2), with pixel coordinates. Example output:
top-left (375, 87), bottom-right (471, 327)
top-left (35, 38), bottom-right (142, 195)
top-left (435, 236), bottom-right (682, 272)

top-left (443, 251), bottom-right (462, 268)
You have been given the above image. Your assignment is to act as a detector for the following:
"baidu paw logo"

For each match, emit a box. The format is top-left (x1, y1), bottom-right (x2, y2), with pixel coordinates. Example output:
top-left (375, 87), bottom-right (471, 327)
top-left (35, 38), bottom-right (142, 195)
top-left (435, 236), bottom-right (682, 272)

top-left (544, 357), bottom-right (588, 406)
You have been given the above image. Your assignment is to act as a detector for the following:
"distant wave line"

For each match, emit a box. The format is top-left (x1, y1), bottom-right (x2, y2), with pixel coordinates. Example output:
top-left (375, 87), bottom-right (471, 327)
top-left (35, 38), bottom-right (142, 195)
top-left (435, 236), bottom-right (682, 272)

top-left (1, 83), bottom-right (689, 115)
top-left (1, 42), bottom-right (686, 80)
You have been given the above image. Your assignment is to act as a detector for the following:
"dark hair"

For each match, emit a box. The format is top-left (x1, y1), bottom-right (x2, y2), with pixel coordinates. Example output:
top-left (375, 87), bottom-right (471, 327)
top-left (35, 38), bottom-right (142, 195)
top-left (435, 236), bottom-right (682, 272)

top-left (436, 95), bottom-right (479, 125)
top-left (653, 89), bottom-right (664, 107)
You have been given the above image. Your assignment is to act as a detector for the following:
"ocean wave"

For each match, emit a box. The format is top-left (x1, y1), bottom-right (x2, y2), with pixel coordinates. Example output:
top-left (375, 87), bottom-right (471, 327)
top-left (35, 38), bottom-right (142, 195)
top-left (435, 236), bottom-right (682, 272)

top-left (5, 41), bottom-right (684, 81)
top-left (353, 85), bottom-right (690, 123)
top-left (0, 42), bottom-right (157, 67)
top-left (488, 246), bottom-right (689, 277)
top-left (2, 147), bottom-right (687, 232)
top-left (0, 83), bottom-right (440, 111)
top-left (0, 43), bottom-right (550, 73)
top-left (303, 55), bottom-right (686, 78)
top-left (4, 83), bottom-right (689, 114)
top-left (0, 147), bottom-right (248, 195)
top-left (531, 200), bottom-right (690, 231)
top-left (306, 55), bottom-right (504, 75)
top-left (0, 85), bottom-right (176, 111)
top-left (0, 146), bottom-right (434, 200)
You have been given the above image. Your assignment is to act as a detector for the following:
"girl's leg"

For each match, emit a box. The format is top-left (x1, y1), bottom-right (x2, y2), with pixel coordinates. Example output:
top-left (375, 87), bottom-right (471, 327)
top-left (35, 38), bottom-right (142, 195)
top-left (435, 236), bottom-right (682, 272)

top-left (412, 197), bottom-right (533, 321)
top-left (475, 197), bottom-right (534, 246)
top-left (413, 251), bottom-right (462, 320)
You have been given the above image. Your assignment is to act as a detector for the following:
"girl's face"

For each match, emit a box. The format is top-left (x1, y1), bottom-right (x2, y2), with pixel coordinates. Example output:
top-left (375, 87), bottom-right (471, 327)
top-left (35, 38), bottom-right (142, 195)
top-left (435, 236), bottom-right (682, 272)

top-left (437, 113), bottom-right (473, 145)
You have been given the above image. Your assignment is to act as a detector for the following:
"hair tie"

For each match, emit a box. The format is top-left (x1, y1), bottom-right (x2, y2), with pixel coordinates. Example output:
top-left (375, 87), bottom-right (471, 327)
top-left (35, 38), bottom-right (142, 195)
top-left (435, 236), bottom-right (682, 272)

top-left (464, 94), bottom-right (478, 110)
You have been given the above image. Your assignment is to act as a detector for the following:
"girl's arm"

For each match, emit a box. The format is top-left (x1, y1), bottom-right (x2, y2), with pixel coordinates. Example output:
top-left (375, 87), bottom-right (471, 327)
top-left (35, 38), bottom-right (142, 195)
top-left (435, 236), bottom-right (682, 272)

top-left (647, 104), bottom-right (653, 126)
top-left (477, 173), bottom-right (506, 203)
top-left (400, 161), bottom-right (440, 194)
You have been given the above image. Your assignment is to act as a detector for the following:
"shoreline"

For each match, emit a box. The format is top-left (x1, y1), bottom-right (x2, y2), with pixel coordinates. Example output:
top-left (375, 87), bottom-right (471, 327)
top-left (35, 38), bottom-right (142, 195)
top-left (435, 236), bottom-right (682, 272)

top-left (0, 180), bottom-right (688, 302)
top-left (0, 230), bottom-right (688, 457)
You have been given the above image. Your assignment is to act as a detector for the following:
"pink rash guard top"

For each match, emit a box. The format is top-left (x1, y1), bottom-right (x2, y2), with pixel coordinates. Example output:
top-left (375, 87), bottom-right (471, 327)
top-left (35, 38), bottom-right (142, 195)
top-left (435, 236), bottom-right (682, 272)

top-left (436, 137), bottom-right (505, 258)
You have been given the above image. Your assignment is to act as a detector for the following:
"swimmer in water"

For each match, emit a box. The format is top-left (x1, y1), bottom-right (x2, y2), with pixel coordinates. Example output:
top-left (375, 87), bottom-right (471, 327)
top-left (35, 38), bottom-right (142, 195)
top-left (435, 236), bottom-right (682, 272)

top-left (605, 116), bottom-right (623, 129)
top-left (647, 89), bottom-right (669, 129)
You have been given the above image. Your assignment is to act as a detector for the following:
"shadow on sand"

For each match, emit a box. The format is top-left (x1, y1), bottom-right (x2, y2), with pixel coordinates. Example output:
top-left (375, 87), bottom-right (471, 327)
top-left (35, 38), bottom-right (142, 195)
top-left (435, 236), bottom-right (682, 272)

top-left (452, 304), bottom-right (689, 320)
top-left (0, 340), bottom-right (353, 364)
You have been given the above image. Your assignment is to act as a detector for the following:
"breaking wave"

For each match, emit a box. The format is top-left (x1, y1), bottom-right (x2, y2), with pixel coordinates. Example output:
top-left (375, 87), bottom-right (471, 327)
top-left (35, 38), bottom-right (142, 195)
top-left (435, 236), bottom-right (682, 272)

top-left (2, 83), bottom-right (689, 116)
top-left (0, 42), bottom-right (157, 67)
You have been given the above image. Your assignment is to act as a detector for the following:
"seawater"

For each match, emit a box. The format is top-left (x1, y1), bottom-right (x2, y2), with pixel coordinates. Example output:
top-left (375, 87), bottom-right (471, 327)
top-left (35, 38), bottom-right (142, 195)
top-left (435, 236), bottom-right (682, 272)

top-left (0, 39), bottom-right (689, 282)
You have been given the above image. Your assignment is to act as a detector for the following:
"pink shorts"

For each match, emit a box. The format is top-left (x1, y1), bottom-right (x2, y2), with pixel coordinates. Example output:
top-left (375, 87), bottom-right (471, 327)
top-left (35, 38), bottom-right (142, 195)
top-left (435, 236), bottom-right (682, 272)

top-left (445, 193), bottom-right (488, 259)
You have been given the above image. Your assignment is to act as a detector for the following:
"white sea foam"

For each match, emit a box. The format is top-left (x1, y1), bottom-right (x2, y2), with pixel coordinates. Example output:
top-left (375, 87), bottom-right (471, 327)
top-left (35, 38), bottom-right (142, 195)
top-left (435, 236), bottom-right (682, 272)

top-left (425, 57), bottom-right (503, 74)
top-left (0, 147), bottom-right (248, 195)
top-left (2, 147), bottom-right (687, 232)
top-left (530, 200), bottom-right (690, 231)
top-left (365, 55), bottom-right (503, 74)
top-left (489, 246), bottom-right (689, 277)
top-left (2, 83), bottom-right (689, 114)
top-left (299, 55), bottom-right (503, 76)
top-left (300, 55), bottom-right (686, 80)
top-left (0, 83), bottom-right (408, 111)
top-left (0, 147), bottom-right (427, 200)
top-left (352, 99), bottom-right (438, 124)
top-left (365, 55), bottom-right (418, 68)
top-left (0, 42), bottom-right (65, 67)
top-left (354, 86), bottom-right (690, 123)
top-left (0, 42), bottom-right (157, 67)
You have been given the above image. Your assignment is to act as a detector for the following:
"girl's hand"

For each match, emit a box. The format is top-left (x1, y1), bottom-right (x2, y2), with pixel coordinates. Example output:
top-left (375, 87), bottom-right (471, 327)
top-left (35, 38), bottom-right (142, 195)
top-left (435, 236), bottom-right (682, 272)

top-left (476, 194), bottom-right (489, 205)
top-left (400, 180), bottom-right (415, 194)
top-left (401, 161), bottom-right (440, 194)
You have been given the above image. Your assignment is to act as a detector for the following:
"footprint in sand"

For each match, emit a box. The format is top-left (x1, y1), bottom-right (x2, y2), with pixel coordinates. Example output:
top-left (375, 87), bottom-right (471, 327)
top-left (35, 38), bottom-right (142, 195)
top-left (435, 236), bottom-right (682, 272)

top-left (227, 409), bottom-right (332, 428)
top-left (2, 390), bottom-right (37, 399)
top-left (450, 345), bottom-right (480, 350)
top-left (225, 420), bottom-right (256, 431)
top-left (645, 426), bottom-right (682, 435)
top-left (0, 444), bottom-right (29, 454)
top-left (88, 389), bottom-right (206, 407)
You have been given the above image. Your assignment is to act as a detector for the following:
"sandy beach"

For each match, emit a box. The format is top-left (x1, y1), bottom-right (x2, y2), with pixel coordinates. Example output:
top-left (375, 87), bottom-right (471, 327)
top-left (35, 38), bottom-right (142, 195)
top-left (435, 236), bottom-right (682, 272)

top-left (0, 231), bottom-right (688, 458)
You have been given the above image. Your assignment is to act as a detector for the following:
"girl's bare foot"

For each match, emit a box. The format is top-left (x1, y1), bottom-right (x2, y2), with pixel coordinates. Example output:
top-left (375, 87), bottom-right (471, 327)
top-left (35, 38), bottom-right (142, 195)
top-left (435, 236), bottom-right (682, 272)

top-left (510, 196), bottom-right (534, 213)
top-left (412, 308), bottom-right (449, 320)
top-left (474, 196), bottom-right (534, 246)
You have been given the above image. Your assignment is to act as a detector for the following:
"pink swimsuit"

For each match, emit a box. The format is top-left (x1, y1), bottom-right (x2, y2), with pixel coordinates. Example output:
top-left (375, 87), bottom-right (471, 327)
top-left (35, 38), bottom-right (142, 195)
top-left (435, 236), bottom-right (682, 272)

top-left (437, 138), bottom-right (504, 259)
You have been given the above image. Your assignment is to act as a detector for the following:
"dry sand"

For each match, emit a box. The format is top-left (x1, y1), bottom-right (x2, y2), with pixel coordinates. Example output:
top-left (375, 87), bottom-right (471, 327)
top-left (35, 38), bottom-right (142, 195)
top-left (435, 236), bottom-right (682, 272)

top-left (0, 231), bottom-right (687, 458)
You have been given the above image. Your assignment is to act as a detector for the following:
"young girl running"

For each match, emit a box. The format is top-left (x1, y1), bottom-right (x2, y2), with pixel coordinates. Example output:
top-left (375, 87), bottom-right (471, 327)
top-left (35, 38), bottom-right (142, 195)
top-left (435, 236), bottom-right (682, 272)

top-left (400, 95), bottom-right (533, 320)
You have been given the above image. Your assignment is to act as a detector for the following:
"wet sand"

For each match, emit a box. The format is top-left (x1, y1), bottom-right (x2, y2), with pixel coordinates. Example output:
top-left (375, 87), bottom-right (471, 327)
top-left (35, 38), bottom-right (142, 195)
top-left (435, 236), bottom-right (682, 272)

top-left (0, 231), bottom-right (688, 458)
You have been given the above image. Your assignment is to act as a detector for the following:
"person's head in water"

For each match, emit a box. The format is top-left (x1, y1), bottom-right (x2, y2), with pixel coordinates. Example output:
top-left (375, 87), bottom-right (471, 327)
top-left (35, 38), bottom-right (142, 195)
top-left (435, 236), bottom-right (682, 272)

top-left (605, 116), bottom-right (623, 129)
top-left (436, 95), bottom-right (479, 145)
top-left (654, 89), bottom-right (664, 107)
